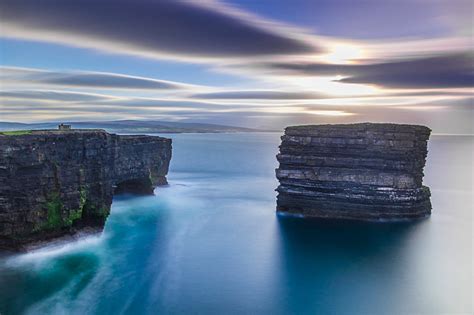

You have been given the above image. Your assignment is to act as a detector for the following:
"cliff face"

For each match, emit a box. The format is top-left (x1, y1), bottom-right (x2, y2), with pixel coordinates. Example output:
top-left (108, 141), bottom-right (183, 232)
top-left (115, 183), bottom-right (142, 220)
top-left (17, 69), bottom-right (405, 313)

top-left (276, 123), bottom-right (431, 220)
top-left (0, 130), bottom-right (171, 250)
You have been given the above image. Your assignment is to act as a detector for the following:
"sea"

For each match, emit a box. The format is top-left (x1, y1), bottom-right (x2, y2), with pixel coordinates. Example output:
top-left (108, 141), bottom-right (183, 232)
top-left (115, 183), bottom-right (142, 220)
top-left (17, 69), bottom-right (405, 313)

top-left (0, 133), bottom-right (472, 314)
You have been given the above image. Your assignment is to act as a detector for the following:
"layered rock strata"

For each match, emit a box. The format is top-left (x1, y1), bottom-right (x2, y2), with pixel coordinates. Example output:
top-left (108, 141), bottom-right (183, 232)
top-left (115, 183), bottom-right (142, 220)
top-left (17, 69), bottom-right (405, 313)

top-left (0, 130), bottom-right (171, 250)
top-left (276, 123), bottom-right (431, 220)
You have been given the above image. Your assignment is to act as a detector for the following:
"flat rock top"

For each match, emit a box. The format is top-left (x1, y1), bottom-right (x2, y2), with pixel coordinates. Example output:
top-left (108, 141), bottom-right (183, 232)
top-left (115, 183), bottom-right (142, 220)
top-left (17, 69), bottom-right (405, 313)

top-left (285, 123), bottom-right (431, 134)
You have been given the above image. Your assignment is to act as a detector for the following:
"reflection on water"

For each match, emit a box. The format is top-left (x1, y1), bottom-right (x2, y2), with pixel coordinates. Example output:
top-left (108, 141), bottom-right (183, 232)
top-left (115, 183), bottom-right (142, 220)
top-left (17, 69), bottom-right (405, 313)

top-left (0, 133), bottom-right (472, 314)
top-left (275, 217), bottom-right (427, 314)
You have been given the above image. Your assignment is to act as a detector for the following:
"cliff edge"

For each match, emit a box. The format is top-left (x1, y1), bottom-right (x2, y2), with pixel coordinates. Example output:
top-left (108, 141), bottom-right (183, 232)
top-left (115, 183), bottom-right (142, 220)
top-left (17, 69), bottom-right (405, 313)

top-left (0, 130), bottom-right (171, 250)
top-left (276, 123), bottom-right (431, 220)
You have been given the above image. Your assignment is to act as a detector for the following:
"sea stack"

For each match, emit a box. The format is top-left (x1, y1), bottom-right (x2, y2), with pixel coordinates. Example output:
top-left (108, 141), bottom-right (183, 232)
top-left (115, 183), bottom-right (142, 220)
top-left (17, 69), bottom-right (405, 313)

top-left (276, 123), bottom-right (431, 221)
top-left (0, 129), bottom-right (171, 250)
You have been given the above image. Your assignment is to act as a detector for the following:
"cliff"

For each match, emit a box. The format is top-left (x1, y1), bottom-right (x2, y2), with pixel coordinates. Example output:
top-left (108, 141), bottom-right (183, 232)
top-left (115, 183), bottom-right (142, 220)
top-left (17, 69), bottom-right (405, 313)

top-left (0, 130), bottom-right (171, 250)
top-left (276, 123), bottom-right (431, 220)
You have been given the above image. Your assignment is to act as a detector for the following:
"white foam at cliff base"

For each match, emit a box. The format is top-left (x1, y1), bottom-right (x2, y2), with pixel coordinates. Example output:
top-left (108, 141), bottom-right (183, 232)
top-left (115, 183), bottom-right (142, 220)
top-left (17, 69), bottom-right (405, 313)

top-left (4, 234), bottom-right (105, 267)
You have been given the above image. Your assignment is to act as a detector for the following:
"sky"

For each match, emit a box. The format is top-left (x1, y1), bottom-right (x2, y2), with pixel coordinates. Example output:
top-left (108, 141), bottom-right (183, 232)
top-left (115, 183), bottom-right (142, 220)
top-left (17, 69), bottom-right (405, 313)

top-left (0, 0), bottom-right (472, 134)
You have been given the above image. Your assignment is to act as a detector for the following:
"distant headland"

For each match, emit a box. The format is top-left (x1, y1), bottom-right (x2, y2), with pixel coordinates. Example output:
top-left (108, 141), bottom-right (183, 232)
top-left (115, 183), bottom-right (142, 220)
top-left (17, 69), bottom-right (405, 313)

top-left (0, 127), bottom-right (171, 250)
top-left (0, 120), bottom-right (266, 134)
top-left (276, 123), bottom-right (432, 221)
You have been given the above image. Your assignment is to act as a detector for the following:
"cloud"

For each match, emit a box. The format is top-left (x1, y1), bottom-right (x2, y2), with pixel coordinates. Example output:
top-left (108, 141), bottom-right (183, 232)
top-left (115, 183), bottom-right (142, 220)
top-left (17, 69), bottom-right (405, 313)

top-left (1, 89), bottom-right (472, 134)
top-left (259, 53), bottom-right (473, 89)
top-left (0, 90), bottom-right (117, 102)
top-left (192, 89), bottom-right (473, 101)
top-left (0, 0), bottom-right (317, 61)
top-left (0, 67), bottom-right (193, 90)
top-left (110, 98), bottom-right (227, 110)
top-left (191, 90), bottom-right (329, 100)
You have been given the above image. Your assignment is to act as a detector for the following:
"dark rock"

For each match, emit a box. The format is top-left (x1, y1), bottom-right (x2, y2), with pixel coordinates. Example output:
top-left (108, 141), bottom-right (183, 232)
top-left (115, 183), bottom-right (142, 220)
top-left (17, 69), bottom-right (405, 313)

top-left (276, 123), bottom-right (431, 221)
top-left (0, 130), bottom-right (171, 250)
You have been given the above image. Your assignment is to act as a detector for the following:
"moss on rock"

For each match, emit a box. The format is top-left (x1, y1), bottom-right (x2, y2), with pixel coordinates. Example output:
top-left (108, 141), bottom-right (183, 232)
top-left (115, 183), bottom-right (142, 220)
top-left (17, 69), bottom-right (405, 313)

top-left (38, 188), bottom-right (89, 230)
top-left (64, 187), bottom-right (88, 226)
top-left (44, 192), bottom-right (63, 230)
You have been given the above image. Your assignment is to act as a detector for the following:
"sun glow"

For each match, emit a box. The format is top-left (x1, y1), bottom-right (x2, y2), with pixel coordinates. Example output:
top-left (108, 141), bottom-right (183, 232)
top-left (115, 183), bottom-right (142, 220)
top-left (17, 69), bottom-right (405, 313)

top-left (320, 43), bottom-right (365, 64)
top-left (282, 76), bottom-right (380, 97)
top-left (307, 110), bottom-right (355, 116)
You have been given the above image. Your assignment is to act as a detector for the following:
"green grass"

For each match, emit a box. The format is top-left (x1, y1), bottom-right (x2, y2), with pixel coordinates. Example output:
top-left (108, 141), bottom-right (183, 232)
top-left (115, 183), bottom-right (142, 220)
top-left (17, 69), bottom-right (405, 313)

top-left (0, 130), bottom-right (32, 136)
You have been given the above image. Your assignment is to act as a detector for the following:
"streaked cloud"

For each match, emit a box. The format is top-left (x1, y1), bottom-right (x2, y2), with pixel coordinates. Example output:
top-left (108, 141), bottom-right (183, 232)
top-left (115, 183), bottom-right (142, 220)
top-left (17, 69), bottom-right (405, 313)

top-left (0, 0), bottom-right (317, 61)
top-left (0, 67), bottom-right (193, 90)
top-left (191, 90), bottom-right (329, 100)
top-left (306, 110), bottom-right (355, 116)
top-left (0, 0), bottom-right (472, 134)
top-left (192, 89), bottom-right (473, 101)
top-left (251, 53), bottom-right (474, 89)
top-left (0, 90), bottom-right (117, 102)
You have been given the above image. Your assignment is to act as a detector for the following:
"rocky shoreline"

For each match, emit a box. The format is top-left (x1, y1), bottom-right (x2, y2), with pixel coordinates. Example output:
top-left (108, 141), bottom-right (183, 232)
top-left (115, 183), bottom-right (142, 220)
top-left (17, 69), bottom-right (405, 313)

top-left (276, 123), bottom-right (432, 221)
top-left (0, 130), bottom-right (171, 250)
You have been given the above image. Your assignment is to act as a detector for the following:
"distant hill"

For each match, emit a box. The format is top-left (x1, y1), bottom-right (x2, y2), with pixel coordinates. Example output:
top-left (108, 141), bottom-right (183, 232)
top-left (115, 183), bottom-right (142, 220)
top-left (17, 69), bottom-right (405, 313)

top-left (0, 120), bottom-right (263, 134)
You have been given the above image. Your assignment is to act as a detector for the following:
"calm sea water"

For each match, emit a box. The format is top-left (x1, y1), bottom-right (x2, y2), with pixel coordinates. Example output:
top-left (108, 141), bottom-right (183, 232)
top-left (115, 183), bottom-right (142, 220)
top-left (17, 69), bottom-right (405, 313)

top-left (0, 133), bottom-right (472, 315)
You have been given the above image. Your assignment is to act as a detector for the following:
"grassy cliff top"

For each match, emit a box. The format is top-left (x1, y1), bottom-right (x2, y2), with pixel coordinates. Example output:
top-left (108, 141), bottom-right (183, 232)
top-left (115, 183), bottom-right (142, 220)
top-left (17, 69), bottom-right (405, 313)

top-left (0, 129), bottom-right (105, 136)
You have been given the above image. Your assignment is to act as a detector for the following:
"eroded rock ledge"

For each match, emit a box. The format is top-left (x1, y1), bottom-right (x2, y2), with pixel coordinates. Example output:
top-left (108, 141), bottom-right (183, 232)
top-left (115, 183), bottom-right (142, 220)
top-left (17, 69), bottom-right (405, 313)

top-left (0, 130), bottom-right (171, 250)
top-left (276, 123), bottom-right (431, 221)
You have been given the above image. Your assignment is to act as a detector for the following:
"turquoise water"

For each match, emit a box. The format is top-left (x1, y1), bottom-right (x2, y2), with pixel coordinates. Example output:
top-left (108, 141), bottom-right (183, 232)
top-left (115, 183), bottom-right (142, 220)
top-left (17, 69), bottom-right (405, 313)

top-left (0, 133), bottom-right (472, 314)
